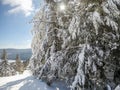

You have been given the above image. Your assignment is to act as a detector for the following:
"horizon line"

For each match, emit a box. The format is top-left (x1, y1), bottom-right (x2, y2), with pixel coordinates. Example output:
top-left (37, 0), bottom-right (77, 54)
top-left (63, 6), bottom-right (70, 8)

top-left (0, 48), bottom-right (31, 50)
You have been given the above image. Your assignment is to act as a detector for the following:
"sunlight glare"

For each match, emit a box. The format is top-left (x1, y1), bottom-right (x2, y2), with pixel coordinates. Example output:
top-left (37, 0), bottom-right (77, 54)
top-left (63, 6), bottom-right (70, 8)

top-left (59, 3), bottom-right (66, 11)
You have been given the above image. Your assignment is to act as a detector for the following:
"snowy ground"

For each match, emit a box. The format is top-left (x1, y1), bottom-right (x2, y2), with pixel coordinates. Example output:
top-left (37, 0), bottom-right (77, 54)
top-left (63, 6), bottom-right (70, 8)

top-left (0, 70), bottom-right (70, 90)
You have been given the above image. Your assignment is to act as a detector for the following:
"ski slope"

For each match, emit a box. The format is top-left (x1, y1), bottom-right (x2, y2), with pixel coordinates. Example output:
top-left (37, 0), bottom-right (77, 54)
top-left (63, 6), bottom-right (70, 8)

top-left (0, 70), bottom-right (69, 90)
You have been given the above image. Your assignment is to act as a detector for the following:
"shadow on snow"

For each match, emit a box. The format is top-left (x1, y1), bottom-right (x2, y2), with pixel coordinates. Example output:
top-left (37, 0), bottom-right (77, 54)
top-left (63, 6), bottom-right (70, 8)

top-left (0, 76), bottom-right (70, 90)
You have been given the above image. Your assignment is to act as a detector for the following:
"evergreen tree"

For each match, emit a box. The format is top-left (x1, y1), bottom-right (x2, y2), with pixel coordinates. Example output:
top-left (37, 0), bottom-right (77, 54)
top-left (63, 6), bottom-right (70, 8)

top-left (30, 0), bottom-right (120, 90)
top-left (0, 49), bottom-right (8, 76)
top-left (23, 59), bottom-right (30, 69)
top-left (15, 54), bottom-right (23, 73)
top-left (1, 49), bottom-right (7, 62)
top-left (0, 49), bottom-right (16, 76)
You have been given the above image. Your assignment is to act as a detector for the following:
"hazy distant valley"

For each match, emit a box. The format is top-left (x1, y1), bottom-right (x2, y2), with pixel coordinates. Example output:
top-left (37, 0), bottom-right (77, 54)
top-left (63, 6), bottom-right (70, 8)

top-left (0, 49), bottom-right (32, 60)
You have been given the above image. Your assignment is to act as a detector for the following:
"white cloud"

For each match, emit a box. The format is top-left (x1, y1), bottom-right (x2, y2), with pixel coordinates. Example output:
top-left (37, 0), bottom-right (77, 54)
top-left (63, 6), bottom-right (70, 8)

top-left (1, 0), bottom-right (34, 16)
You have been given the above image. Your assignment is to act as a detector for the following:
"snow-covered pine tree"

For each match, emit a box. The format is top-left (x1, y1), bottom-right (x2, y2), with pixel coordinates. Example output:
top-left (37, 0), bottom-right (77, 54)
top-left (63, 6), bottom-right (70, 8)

top-left (30, 0), bottom-right (120, 89)
top-left (1, 49), bottom-right (7, 61)
top-left (0, 49), bottom-right (16, 76)
top-left (15, 54), bottom-right (23, 73)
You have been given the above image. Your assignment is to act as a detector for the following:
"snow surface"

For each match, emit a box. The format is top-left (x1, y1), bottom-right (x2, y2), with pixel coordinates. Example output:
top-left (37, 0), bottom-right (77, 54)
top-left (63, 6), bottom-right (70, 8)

top-left (7, 60), bottom-right (16, 63)
top-left (115, 85), bottom-right (120, 90)
top-left (0, 70), bottom-right (69, 90)
top-left (0, 60), bottom-right (23, 63)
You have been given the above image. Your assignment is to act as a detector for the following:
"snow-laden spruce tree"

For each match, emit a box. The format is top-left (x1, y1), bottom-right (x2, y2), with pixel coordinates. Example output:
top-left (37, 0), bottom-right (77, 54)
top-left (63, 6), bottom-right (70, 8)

top-left (0, 49), bottom-right (16, 76)
top-left (15, 54), bottom-right (24, 73)
top-left (30, 0), bottom-right (120, 89)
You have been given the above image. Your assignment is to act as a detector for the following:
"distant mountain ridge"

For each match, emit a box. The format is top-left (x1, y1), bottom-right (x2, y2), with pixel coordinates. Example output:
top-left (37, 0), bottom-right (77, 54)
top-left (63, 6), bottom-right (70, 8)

top-left (0, 49), bottom-right (32, 61)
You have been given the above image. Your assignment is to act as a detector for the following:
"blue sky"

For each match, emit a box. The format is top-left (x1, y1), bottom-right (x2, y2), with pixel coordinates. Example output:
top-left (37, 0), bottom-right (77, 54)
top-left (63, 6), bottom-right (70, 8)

top-left (0, 0), bottom-right (42, 49)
